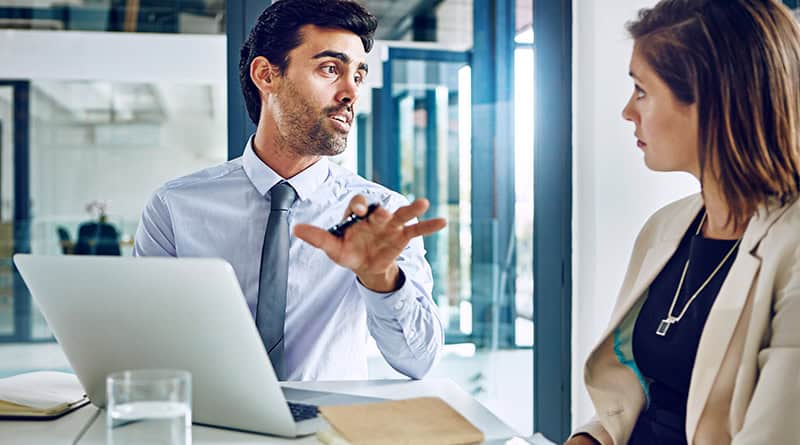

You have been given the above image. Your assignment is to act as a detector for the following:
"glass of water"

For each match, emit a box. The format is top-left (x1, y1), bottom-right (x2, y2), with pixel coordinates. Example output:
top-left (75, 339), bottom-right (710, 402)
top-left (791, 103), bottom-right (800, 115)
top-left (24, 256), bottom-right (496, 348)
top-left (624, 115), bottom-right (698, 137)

top-left (106, 369), bottom-right (192, 445)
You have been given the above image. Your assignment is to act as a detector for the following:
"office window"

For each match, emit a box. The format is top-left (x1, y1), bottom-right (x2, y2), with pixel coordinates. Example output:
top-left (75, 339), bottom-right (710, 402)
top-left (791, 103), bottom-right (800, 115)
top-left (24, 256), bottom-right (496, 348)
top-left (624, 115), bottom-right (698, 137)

top-left (3, 0), bottom-right (548, 437)
top-left (0, 79), bottom-right (227, 343)
top-left (362, 0), bottom-right (472, 44)
top-left (29, 80), bottom-right (227, 257)
top-left (352, 0), bottom-right (535, 436)
top-left (0, 0), bottom-right (224, 34)
top-left (514, 45), bottom-right (534, 348)
top-left (0, 30), bottom-right (226, 357)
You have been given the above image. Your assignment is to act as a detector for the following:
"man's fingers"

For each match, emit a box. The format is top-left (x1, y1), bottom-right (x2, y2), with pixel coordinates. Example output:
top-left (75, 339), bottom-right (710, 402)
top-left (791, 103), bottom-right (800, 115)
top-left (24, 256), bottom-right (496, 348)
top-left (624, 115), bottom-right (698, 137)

top-left (367, 206), bottom-right (393, 225)
top-left (402, 217), bottom-right (447, 239)
top-left (293, 224), bottom-right (342, 260)
top-left (390, 199), bottom-right (430, 226)
top-left (343, 194), bottom-right (369, 219)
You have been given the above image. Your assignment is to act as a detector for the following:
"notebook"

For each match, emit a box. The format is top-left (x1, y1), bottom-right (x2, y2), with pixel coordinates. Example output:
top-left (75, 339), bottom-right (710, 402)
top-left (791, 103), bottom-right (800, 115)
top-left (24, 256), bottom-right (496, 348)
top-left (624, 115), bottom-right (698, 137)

top-left (0, 371), bottom-right (89, 419)
top-left (316, 397), bottom-right (485, 445)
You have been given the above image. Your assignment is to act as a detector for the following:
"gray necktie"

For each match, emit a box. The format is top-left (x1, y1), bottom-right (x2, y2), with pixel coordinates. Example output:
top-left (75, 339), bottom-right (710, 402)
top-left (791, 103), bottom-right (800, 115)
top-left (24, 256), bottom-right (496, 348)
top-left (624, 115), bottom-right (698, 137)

top-left (256, 181), bottom-right (296, 380)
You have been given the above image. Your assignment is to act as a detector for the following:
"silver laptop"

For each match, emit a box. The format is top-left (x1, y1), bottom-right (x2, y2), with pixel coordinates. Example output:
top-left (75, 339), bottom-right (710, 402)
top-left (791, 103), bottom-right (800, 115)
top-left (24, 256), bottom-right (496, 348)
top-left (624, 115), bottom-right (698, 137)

top-left (13, 254), bottom-right (371, 437)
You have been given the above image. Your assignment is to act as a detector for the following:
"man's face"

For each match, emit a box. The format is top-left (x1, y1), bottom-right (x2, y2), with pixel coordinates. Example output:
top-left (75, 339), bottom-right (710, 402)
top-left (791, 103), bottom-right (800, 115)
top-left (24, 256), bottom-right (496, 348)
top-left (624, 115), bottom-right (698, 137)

top-left (271, 25), bottom-right (369, 156)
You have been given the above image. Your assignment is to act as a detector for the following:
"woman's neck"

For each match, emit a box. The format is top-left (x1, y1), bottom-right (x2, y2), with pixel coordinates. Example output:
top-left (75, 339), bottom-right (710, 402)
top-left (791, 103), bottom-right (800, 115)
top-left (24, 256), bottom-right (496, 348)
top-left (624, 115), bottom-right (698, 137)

top-left (701, 180), bottom-right (745, 240)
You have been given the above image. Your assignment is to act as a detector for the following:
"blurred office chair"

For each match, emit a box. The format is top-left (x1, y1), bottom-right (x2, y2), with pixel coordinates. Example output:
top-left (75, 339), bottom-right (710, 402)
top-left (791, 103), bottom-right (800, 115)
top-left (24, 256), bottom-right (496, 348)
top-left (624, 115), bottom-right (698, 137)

top-left (74, 218), bottom-right (121, 256)
top-left (56, 226), bottom-right (74, 255)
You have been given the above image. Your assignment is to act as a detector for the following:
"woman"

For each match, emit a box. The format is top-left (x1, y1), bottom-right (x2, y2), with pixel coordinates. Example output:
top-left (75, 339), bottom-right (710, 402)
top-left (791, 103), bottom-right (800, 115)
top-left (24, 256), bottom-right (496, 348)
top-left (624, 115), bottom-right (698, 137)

top-left (567, 1), bottom-right (800, 444)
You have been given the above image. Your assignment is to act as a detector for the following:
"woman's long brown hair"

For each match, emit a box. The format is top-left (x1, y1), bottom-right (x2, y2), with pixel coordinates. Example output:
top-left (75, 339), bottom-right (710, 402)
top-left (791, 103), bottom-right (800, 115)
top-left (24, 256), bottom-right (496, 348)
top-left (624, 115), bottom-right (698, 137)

top-left (628, 0), bottom-right (800, 230)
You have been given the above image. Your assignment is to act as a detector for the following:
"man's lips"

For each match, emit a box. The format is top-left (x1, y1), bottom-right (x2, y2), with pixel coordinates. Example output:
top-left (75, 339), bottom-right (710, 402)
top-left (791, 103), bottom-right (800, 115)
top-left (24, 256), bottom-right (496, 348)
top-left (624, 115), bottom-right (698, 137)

top-left (329, 114), bottom-right (351, 125)
top-left (327, 105), bottom-right (353, 125)
top-left (328, 114), bottom-right (352, 132)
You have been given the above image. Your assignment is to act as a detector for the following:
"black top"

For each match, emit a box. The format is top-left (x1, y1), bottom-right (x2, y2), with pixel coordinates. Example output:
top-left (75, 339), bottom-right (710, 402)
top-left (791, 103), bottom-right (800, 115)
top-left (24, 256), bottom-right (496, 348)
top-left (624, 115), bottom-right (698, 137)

top-left (629, 210), bottom-right (740, 445)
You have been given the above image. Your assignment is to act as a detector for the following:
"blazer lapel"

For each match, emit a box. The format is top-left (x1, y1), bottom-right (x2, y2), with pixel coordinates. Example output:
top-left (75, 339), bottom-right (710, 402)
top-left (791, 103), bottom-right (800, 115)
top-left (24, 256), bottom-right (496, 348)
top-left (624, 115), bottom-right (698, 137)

top-left (686, 201), bottom-right (792, 441)
top-left (602, 240), bottom-right (680, 338)
top-left (600, 197), bottom-right (704, 342)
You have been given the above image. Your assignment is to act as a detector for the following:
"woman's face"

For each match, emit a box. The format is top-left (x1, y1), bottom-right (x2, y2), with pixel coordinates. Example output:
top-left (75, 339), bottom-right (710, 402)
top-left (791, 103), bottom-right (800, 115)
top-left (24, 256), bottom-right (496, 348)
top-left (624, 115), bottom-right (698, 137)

top-left (622, 44), bottom-right (700, 177)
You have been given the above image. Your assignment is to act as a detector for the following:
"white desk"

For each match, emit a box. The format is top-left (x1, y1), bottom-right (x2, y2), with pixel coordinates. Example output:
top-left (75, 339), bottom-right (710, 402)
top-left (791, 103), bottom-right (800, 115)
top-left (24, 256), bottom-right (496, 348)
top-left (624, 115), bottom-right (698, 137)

top-left (2, 378), bottom-right (525, 445)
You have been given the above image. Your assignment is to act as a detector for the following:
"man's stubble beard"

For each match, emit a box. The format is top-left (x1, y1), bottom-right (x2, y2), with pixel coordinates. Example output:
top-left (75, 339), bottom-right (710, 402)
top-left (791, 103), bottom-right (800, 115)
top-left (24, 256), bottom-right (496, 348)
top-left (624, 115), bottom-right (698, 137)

top-left (276, 79), bottom-right (348, 157)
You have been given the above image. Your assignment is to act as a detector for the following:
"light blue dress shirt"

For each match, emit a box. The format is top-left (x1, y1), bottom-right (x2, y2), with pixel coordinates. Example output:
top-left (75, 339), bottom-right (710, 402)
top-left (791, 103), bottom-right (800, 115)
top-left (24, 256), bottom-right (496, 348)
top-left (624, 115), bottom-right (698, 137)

top-left (133, 138), bottom-right (444, 380)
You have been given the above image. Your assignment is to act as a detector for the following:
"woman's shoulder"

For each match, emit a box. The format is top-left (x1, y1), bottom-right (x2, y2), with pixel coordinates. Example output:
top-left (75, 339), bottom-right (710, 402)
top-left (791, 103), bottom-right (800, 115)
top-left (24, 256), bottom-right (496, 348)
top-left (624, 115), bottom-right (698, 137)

top-left (650, 193), bottom-right (703, 221)
top-left (759, 197), bottom-right (800, 248)
top-left (637, 193), bottom-right (703, 237)
top-left (772, 197), bottom-right (800, 227)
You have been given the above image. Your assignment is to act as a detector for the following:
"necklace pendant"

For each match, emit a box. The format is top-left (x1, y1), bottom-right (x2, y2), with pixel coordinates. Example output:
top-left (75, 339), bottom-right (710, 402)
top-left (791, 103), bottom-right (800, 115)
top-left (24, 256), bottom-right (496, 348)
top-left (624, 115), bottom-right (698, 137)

top-left (656, 318), bottom-right (674, 336)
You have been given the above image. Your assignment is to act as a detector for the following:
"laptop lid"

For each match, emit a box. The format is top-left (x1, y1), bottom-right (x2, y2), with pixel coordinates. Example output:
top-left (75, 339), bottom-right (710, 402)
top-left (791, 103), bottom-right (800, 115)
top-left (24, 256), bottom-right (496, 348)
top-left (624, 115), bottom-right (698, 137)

top-left (13, 254), bottom-right (299, 437)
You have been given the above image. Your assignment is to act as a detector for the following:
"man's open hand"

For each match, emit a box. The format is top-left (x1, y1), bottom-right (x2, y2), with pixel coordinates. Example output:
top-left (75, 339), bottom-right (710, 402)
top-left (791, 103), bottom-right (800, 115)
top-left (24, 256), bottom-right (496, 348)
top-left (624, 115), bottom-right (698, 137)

top-left (293, 194), bottom-right (447, 292)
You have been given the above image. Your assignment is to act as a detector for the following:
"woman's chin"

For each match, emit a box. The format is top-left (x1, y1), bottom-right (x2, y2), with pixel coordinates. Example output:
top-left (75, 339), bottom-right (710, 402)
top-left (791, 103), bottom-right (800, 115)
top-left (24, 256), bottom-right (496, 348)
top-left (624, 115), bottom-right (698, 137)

top-left (642, 155), bottom-right (670, 172)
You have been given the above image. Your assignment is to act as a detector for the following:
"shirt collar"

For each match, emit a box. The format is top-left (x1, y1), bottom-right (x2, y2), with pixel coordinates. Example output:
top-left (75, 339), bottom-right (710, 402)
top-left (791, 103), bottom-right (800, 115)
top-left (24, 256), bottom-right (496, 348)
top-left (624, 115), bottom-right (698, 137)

top-left (242, 135), bottom-right (330, 202)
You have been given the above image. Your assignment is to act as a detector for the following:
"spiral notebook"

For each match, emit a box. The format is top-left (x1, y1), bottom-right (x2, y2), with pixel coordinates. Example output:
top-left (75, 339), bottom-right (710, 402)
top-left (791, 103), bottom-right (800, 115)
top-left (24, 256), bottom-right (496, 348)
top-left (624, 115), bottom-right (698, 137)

top-left (0, 371), bottom-right (89, 420)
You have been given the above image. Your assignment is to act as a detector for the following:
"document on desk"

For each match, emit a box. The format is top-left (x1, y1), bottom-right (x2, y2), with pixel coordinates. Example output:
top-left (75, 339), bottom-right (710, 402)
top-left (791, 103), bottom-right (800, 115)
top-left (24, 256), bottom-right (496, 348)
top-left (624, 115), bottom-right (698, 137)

top-left (0, 371), bottom-right (89, 419)
top-left (317, 396), bottom-right (484, 445)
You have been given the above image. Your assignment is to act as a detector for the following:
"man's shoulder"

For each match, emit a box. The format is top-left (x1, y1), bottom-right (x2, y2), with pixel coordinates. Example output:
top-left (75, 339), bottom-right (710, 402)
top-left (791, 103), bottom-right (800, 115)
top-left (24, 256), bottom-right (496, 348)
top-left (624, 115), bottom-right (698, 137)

top-left (156, 158), bottom-right (245, 198)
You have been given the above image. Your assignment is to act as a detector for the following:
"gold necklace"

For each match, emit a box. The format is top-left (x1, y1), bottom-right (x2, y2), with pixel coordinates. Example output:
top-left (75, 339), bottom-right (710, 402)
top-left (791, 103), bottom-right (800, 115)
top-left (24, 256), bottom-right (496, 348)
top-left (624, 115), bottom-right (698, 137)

top-left (655, 212), bottom-right (741, 336)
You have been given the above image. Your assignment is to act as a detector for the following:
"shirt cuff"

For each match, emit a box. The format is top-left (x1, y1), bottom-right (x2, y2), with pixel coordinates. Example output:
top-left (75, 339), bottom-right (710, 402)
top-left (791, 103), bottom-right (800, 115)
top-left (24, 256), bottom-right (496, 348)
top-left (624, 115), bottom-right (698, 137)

top-left (358, 268), bottom-right (414, 319)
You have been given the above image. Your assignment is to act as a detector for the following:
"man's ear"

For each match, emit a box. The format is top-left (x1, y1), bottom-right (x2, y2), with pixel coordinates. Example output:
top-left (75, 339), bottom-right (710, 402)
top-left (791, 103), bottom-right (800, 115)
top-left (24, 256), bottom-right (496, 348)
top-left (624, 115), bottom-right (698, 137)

top-left (250, 56), bottom-right (279, 95)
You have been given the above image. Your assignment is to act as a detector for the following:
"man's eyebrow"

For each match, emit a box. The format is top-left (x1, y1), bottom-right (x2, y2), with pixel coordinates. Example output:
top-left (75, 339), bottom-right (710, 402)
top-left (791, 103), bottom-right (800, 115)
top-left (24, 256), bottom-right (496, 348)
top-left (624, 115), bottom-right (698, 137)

top-left (629, 70), bottom-right (639, 80)
top-left (312, 50), bottom-right (369, 73)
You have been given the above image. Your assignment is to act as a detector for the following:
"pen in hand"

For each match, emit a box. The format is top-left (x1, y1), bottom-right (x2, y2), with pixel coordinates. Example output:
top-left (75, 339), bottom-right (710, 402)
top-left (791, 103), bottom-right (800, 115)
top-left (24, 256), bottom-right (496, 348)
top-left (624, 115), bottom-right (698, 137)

top-left (328, 203), bottom-right (381, 237)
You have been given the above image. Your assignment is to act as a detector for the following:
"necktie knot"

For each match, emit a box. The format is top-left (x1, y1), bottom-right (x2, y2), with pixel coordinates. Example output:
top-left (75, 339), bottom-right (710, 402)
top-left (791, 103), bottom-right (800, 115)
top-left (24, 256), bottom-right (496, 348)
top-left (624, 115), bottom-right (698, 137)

top-left (269, 182), bottom-right (297, 211)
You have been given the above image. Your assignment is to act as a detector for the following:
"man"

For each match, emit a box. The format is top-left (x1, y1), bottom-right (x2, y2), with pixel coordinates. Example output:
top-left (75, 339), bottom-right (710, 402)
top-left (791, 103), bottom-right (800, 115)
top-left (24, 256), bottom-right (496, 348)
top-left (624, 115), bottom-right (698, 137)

top-left (134, 0), bottom-right (446, 381)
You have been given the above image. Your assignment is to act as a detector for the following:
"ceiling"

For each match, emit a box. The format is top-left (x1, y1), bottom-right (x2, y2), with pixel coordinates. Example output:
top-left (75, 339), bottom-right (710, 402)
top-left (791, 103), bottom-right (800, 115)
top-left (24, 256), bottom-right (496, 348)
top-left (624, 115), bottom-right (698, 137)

top-left (17, 0), bottom-right (483, 126)
top-left (362, 0), bottom-right (442, 39)
top-left (0, 0), bottom-right (474, 40)
top-left (30, 81), bottom-right (215, 125)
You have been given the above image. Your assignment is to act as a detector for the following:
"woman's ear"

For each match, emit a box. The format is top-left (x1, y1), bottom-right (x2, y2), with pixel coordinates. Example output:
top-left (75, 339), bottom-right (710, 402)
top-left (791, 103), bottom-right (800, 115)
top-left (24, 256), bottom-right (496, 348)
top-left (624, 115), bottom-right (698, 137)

top-left (250, 56), bottom-right (278, 95)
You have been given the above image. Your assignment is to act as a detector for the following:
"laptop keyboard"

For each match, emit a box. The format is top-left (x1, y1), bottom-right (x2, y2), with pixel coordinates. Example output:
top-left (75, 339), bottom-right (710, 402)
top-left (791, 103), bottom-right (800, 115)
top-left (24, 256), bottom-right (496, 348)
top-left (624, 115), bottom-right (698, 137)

top-left (288, 401), bottom-right (320, 422)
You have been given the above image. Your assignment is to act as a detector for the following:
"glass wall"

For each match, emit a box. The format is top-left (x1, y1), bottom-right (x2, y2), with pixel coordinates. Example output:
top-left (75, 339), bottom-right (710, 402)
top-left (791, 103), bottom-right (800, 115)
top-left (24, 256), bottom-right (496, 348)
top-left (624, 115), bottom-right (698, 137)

top-left (28, 80), bottom-right (226, 258)
top-left (390, 56), bottom-right (471, 343)
top-left (0, 26), bottom-right (228, 345)
top-left (0, 0), bottom-right (224, 34)
top-left (0, 85), bottom-right (13, 339)
top-left (2, 0), bottom-right (541, 437)
top-left (350, 0), bottom-right (536, 435)
top-left (0, 78), bottom-right (227, 342)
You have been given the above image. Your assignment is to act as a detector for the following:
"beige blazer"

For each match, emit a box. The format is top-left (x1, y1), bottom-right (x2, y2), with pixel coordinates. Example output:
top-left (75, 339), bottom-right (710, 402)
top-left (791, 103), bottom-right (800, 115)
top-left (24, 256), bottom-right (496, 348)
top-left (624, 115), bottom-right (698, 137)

top-left (574, 193), bottom-right (800, 445)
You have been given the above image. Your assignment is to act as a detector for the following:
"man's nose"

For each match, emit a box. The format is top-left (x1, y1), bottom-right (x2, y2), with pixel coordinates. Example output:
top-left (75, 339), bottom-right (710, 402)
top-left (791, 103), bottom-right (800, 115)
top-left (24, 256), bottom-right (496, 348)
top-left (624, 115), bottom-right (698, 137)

top-left (336, 77), bottom-right (359, 105)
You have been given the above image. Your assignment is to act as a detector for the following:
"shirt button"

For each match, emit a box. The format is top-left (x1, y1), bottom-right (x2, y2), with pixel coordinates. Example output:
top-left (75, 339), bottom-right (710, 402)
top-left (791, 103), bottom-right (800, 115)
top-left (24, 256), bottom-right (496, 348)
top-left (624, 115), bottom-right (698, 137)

top-left (393, 300), bottom-right (404, 310)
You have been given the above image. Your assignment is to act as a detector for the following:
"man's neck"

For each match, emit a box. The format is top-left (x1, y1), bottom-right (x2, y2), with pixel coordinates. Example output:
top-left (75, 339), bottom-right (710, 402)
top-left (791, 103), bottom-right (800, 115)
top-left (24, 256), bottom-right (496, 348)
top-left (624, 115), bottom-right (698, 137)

top-left (252, 126), bottom-right (320, 179)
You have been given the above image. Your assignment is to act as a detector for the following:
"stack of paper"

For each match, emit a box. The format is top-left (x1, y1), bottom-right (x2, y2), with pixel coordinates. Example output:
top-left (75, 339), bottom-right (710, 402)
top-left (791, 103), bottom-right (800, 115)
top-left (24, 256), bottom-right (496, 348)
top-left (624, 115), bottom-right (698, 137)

top-left (0, 371), bottom-right (88, 419)
top-left (317, 396), bottom-right (484, 445)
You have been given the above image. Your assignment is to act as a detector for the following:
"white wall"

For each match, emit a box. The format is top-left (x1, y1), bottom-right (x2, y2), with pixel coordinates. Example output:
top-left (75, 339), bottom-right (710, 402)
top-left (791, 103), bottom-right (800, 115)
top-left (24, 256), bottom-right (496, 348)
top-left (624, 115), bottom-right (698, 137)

top-left (0, 30), bottom-right (225, 84)
top-left (571, 0), bottom-right (700, 428)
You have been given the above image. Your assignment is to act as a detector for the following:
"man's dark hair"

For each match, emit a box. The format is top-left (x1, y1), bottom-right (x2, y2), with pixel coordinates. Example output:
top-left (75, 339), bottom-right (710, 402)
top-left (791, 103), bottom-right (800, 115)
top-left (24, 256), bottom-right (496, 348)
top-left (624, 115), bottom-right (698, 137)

top-left (238, 0), bottom-right (378, 126)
